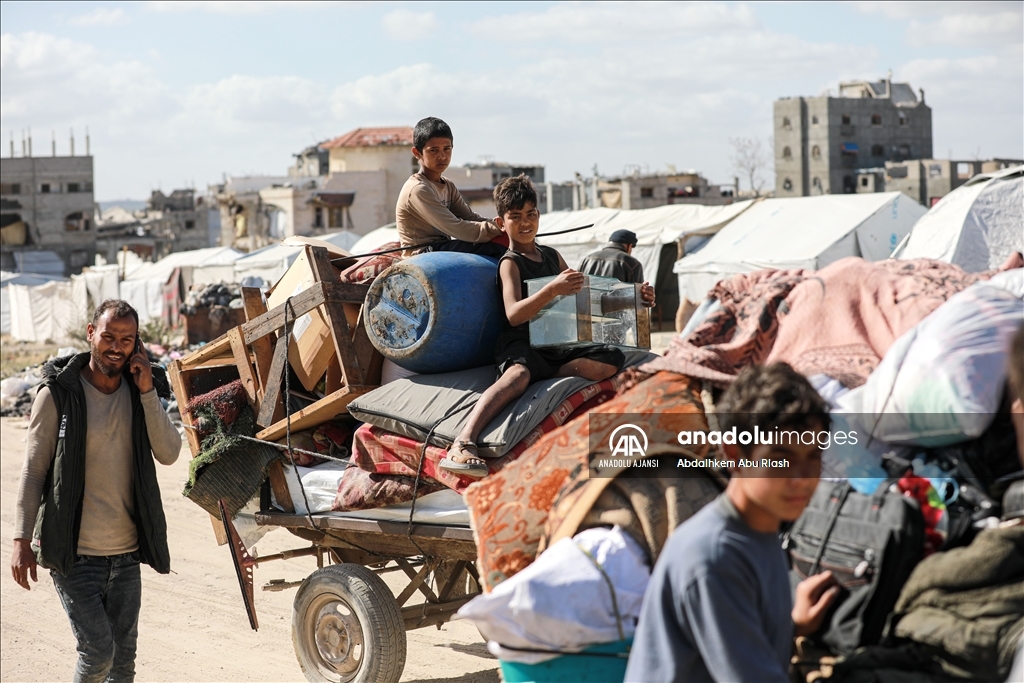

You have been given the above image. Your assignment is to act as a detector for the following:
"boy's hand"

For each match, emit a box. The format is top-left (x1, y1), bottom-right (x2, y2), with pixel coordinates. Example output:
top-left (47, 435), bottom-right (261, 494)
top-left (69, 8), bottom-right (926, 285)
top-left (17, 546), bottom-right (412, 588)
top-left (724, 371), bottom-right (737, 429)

top-left (548, 269), bottom-right (585, 297)
top-left (792, 571), bottom-right (841, 637)
top-left (129, 337), bottom-right (154, 394)
top-left (640, 281), bottom-right (655, 307)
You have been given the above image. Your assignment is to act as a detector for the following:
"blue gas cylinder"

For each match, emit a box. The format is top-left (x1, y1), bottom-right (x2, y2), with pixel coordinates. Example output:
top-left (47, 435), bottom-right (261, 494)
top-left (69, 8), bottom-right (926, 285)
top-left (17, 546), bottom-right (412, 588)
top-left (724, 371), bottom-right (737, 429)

top-left (363, 252), bottom-right (504, 374)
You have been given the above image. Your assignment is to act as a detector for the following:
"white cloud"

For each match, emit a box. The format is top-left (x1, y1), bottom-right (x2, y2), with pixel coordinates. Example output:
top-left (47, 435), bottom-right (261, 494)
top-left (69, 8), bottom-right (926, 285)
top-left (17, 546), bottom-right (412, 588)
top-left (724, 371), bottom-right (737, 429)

top-left (906, 11), bottom-right (1023, 48)
top-left (381, 9), bottom-right (439, 41)
top-left (850, 1), bottom-right (1014, 20)
top-left (146, 1), bottom-right (353, 15)
top-left (69, 7), bottom-right (129, 27)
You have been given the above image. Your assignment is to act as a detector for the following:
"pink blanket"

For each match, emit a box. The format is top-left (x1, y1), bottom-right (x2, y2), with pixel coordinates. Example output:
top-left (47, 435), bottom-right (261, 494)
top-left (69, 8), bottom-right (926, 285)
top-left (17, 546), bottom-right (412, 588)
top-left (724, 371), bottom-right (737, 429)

top-left (643, 257), bottom-right (993, 387)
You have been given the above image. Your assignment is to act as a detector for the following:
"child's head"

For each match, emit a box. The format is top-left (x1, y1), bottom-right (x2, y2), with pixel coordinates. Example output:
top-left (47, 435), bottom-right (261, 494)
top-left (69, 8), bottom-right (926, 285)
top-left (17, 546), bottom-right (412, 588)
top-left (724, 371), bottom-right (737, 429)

top-left (718, 363), bottom-right (831, 524)
top-left (493, 174), bottom-right (540, 245)
top-left (412, 117), bottom-right (453, 175)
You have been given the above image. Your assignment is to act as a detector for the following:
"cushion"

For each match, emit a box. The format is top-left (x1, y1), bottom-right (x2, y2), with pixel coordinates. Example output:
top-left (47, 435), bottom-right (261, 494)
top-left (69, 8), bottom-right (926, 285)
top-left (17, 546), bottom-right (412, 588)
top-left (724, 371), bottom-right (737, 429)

top-left (347, 350), bottom-right (656, 457)
top-left (339, 242), bottom-right (401, 284)
top-left (333, 465), bottom-right (444, 511)
top-left (352, 377), bottom-right (619, 492)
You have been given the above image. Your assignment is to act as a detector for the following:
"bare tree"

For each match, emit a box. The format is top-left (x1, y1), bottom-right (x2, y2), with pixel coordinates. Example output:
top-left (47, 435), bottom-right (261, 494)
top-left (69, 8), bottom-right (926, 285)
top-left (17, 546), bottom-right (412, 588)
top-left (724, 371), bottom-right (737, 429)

top-left (729, 136), bottom-right (771, 197)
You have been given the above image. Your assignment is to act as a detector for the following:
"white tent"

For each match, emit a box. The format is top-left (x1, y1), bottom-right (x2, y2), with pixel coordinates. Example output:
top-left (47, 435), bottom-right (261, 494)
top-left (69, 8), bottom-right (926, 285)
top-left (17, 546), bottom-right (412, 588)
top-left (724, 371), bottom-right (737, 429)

top-left (892, 165), bottom-right (1023, 271)
top-left (233, 231), bottom-right (359, 285)
top-left (538, 202), bottom-right (755, 287)
top-left (674, 192), bottom-right (926, 303)
top-left (1, 271), bottom-right (66, 335)
top-left (8, 280), bottom-right (79, 342)
top-left (121, 246), bottom-right (242, 323)
top-left (350, 224), bottom-right (399, 255)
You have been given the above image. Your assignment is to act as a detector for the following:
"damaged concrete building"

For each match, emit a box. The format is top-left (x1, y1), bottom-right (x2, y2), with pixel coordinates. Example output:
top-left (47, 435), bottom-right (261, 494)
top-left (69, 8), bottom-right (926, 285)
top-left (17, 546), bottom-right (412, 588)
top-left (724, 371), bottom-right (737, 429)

top-left (1, 136), bottom-right (97, 276)
top-left (94, 188), bottom-right (213, 263)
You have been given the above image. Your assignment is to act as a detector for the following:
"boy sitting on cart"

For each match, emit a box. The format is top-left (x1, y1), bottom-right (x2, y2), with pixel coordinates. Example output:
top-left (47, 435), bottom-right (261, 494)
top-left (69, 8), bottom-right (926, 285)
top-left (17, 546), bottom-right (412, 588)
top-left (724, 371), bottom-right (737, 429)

top-left (438, 174), bottom-right (655, 478)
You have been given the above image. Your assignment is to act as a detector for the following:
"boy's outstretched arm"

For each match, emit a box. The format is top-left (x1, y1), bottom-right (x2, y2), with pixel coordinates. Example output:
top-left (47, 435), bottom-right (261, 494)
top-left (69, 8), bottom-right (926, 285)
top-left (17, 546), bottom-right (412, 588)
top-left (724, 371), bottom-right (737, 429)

top-left (500, 258), bottom-right (584, 326)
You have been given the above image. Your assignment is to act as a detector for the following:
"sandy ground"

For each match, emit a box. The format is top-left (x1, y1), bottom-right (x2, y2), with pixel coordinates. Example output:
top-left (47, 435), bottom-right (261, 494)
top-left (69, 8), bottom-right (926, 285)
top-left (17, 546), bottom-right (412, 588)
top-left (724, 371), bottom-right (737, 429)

top-left (0, 416), bottom-right (500, 683)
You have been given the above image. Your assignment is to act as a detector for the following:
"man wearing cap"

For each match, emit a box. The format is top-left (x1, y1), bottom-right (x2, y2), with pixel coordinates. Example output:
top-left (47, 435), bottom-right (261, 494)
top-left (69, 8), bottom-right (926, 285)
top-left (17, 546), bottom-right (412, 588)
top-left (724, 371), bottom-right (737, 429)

top-left (579, 229), bottom-right (645, 283)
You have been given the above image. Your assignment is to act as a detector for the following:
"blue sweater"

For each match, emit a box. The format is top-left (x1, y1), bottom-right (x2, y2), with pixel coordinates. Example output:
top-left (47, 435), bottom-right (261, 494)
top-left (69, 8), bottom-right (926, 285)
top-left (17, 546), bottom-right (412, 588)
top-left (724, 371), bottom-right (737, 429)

top-left (625, 494), bottom-right (793, 683)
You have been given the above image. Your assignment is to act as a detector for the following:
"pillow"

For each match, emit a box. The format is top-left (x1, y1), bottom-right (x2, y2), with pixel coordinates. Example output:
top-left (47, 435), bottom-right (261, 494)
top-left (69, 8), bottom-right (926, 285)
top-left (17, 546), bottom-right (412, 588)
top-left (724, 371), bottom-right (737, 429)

top-left (347, 350), bottom-right (656, 457)
top-left (334, 465), bottom-right (444, 511)
top-left (339, 242), bottom-right (401, 284)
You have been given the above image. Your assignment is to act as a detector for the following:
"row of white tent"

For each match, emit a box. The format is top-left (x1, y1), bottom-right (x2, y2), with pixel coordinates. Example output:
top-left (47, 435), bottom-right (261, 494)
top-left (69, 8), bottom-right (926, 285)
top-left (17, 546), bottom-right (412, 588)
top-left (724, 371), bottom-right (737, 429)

top-left (3, 165), bottom-right (1020, 341)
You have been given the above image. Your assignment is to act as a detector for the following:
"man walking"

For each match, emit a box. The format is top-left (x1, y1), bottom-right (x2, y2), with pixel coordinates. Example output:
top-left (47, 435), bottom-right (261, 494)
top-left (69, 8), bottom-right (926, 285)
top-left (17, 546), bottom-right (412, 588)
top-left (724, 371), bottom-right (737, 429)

top-left (11, 300), bottom-right (182, 683)
top-left (579, 229), bottom-right (645, 283)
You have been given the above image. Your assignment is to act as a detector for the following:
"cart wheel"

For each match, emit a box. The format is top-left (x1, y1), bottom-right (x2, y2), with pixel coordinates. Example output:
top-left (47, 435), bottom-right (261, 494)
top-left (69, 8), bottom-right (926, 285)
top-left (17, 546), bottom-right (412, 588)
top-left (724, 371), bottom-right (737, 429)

top-left (293, 564), bottom-right (406, 683)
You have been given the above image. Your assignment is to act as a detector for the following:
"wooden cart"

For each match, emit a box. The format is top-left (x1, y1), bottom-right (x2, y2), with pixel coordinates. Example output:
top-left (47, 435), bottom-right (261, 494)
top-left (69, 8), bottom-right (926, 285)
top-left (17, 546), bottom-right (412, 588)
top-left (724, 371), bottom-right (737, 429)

top-left (168, 246), bottom-right (482, 683)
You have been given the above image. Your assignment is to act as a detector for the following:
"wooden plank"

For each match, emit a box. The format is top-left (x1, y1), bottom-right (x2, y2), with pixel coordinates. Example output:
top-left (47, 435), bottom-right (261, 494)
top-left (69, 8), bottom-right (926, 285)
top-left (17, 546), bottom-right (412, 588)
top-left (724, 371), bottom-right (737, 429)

top-left (253, 512), bottom-right (476, 542)
top-left (308, 247), bottom-right (365, 386)
top-left (256, 332), bottom-right (290, 428)
top-left (402, 596), bottom-right (474, 630)
top-left (240, 281), bottom-right (369, 346)
top-left (266, 459), bottom-right (294, 513)
top-left (241, 284), bottom-right (328, 344)
top-left (254, 385), bottom-right (371, 442)
top-left (227, 326), bottom-right (259, 409)
top-left (168, 360), bottom-right (230, 546)
top-left (240, 287), bottom-right (273, 394)
top-left (273, 526), bottom-right (477, 560)
top-left (352, 305), bottom-right (383, 387)
top-left (180, 334), bottom-right (233, 367)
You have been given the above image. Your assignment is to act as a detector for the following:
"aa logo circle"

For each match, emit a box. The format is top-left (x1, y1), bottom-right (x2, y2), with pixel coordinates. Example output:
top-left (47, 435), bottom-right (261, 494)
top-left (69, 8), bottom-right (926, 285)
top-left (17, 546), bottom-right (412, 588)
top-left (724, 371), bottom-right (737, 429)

top-left (608, 424), bottom-right (648, 458)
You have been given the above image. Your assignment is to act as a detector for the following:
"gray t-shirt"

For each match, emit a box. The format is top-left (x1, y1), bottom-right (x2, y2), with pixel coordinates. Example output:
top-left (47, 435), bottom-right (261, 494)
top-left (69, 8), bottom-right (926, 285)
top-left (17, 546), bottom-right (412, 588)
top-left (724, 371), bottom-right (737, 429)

top-left (625, 494), bottom-right (792, 683)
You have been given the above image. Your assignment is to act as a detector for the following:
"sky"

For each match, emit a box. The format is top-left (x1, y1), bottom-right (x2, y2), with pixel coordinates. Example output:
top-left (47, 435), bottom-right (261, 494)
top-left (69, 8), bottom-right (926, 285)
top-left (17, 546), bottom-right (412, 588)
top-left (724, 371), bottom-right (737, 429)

top-left (1, 1), bottom-right (1021, 202)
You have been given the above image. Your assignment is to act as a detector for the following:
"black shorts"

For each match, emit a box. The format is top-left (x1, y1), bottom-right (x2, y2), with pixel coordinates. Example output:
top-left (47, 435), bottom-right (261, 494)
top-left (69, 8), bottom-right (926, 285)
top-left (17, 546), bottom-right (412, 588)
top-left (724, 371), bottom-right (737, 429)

top-left (495, 334), bottom-right (626, 382)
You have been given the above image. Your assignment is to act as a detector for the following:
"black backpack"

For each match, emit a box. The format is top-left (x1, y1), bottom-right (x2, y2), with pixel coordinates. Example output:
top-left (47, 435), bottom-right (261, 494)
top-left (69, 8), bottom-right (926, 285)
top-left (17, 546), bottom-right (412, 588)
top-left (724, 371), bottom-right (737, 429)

top-left (785, 479), bottom-right (925, 655)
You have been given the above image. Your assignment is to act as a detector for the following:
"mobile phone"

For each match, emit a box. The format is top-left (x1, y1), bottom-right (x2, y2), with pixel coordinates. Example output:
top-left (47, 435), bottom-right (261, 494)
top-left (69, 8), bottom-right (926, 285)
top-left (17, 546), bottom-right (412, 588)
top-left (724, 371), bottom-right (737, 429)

top-left (135, 335), bottom-right (143, 355)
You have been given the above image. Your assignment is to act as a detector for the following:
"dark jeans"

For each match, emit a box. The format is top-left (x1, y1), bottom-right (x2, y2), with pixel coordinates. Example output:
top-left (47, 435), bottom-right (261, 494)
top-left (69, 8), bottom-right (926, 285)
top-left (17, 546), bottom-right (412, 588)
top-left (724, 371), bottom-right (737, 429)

top-left (51, 553), bottom-right (142, 683)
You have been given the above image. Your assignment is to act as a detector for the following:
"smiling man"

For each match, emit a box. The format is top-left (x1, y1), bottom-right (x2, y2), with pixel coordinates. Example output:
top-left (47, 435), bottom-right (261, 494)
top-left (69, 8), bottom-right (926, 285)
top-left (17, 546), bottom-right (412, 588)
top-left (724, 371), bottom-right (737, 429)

top-left (395, 116), bottom-right (506, 257)
top-left (626, 363), bottom-right (840, 683)
top-left (10, 300), bottom-right (182, 683)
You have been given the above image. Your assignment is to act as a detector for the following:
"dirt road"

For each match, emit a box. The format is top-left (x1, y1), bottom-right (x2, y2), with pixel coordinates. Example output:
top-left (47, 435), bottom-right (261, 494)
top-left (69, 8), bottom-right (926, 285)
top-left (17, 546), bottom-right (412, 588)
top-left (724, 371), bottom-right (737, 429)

top-left (0, 416), bottom-right (499, 683)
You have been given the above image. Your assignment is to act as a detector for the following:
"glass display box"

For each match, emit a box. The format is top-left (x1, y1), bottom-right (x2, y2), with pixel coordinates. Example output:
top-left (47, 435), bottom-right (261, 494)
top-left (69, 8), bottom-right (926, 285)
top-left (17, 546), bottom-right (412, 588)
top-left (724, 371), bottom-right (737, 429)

top-left (526, 275), bottom-right (651, 349)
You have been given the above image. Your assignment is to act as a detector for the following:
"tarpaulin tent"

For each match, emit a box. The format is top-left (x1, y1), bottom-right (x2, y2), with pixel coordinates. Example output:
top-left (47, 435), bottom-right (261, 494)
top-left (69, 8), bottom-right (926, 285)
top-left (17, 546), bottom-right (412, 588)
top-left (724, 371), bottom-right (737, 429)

top-left (8, 280), bottom-right (78, 342)
top-left (70, 265), bottom-right (121, 316)
top-left (1, 271), bottom-right (66, 335)
top-left (674, 192), bottom-right (926, 303)
top-left (537, 202), bottom-right (755, 288)
top-left (121, 246), bottom-right (242, 323)
top-left (892, 165), bottom-right (1024, 271)
top-left (349, 224), bottom-right (399, 256)
top-left (233, 231), bottom-right (358, 285)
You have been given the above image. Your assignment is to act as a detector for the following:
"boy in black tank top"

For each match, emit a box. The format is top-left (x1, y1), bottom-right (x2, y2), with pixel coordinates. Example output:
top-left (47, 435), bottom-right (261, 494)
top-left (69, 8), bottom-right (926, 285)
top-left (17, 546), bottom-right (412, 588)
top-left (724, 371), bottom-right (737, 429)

top-left (438, 175), bottom-right (655, 478)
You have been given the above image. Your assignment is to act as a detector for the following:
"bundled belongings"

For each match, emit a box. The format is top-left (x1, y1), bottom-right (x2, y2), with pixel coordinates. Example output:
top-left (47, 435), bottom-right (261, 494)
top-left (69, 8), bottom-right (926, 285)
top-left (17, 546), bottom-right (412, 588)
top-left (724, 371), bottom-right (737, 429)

top-left (818, 522), bottom-right (1024, 683)
top-left (457, 525), bottom-right (646, 680)
top-left (785, 477), bottom-right (926, 656)
top-left (465, 371), bottom-right (722, 591)
top-left (646, 257), bottom-right (1000, 387)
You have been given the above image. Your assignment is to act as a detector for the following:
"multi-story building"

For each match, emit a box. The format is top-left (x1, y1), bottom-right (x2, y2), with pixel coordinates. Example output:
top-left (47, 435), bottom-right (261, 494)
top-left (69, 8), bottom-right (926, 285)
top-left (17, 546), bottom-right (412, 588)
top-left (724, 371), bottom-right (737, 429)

top-left (856, 157), bottom-right (1023, 206)
top-left (1, 148), bottom-right (96, 275)
top-left (774, 77), bottom-right (933, 197)
top-left (447, 161), bottom-right (546, 215)
top-left (94, 189), bottom-right (212, 263)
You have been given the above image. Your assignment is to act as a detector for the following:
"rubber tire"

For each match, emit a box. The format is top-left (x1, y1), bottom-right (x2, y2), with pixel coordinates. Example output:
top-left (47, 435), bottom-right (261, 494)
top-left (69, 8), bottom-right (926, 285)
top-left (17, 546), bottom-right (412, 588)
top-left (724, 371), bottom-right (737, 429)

top-left (292, 564), bottom-right (406, 683)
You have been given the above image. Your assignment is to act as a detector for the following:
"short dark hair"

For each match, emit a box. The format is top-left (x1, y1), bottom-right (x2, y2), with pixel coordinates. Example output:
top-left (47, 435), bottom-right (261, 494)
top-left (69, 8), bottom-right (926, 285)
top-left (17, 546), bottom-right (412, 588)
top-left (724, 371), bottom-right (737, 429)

top-left (1009, 323), bottom-right (1024, 403)
top-left (92, 299), bottom-right (139, 328)
top-left (494, 174), bottom-right (538, 216)
top-left (717, 363), bottom-right (831, 455)
top-left (413, 117), bottom-right (453, 151)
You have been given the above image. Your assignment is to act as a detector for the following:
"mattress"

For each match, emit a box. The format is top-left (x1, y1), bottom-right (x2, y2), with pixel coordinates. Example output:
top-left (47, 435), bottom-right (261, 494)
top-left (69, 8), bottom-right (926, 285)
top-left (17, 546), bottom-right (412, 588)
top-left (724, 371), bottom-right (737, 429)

top-left (277, 460), bottom-right (471, 527)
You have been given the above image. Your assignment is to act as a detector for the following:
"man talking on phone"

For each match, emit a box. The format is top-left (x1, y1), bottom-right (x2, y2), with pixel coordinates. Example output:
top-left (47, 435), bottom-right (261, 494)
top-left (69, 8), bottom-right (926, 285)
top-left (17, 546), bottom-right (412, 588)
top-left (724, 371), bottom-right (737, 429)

top-left (11, 299), bottom-right (182, 683)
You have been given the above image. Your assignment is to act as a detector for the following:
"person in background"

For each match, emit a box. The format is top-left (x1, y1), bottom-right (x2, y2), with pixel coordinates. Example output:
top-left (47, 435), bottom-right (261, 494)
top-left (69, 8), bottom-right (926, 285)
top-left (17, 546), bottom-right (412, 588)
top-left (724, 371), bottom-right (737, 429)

top-left (10, 300), bottom-right (182, 683)
top-left (579, 229), bottom-right (645, 283)
top-left (625, 363), bottom-right (840, 683)
top-left (395, 116), bottom-right (507, 257)
top-left (438, 175), bottom-right (654, 478)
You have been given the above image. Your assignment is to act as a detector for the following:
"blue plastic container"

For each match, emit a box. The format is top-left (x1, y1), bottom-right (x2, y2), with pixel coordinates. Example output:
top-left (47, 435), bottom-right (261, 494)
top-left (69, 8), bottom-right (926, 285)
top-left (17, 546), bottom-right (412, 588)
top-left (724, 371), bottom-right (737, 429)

top-left (499, 640), bottom-right (632, 683)
top-left (363, 252), bottom-right (503, 374)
